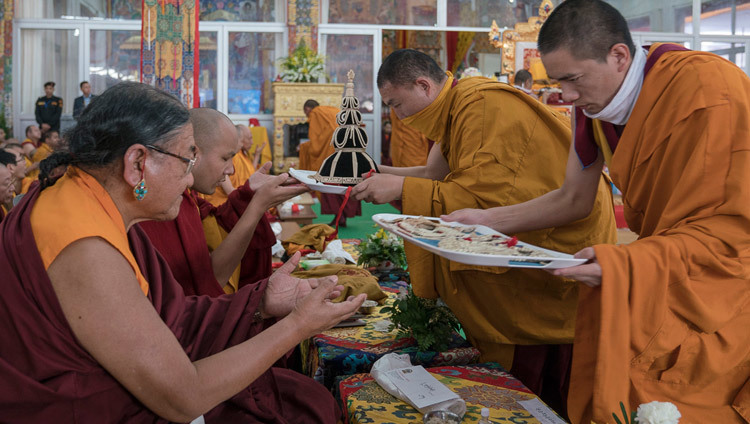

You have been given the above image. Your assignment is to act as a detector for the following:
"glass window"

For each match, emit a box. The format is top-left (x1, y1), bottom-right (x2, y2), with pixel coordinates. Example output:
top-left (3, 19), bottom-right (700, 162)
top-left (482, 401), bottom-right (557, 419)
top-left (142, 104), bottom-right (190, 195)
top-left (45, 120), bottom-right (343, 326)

top-left (696, 0), bottom-right (750, 35)
top-left (19, 29), bottom-right (80, 115)
top-left (606, 0), bottom-right (693, 33)
top-left (17, 0), bottom-right (142, 19)
top-left (227, 32), bottom-right (280, 114)
top-left (200, 0), bottom-right (277, 22)
top-left (701, 41), bottom-right (746, 68)
top-left (328, 0), bottom-right (437, 25)
top-left (199, 32), bottom-right (218, 109)
top-left (324, 34), bottom-right (374, 105)
top-left (89, 30), bottom-right (141, 95)
top-left (447, 0), bottom-right (563, 28)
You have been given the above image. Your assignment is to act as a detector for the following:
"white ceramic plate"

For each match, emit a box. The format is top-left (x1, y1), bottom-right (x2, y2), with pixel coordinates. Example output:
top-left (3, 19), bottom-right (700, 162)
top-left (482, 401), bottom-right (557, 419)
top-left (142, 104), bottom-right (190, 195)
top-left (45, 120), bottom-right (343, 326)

top-left (288, 168), bottom-right (350, 195)
top-left (373, 213), bottom-right (587, 269)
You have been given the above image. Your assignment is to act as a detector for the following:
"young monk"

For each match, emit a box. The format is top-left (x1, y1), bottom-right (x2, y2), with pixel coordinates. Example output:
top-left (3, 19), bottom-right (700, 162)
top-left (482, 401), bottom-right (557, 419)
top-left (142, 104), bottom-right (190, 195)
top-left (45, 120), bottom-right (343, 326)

top-left (442, 1), bottom-right (750, 421)
top-left (139, 108), bottom-right (307, 295)
top-left (0, 82), bottom-right (365, 423)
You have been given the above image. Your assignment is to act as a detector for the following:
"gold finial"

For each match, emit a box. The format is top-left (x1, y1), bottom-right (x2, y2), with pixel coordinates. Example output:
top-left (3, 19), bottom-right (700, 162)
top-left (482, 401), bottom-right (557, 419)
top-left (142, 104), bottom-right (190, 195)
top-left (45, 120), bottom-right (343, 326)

top-left (345, 69), bottom-right (356, 97)
top-left (489, 20), bottom-right (502, 48)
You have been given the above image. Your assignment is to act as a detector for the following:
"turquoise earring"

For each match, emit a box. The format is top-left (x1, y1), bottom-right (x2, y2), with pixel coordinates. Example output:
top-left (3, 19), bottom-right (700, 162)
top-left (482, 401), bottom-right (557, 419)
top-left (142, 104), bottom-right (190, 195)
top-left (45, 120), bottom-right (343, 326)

top-left (133, 176), bottom-right (148, 201)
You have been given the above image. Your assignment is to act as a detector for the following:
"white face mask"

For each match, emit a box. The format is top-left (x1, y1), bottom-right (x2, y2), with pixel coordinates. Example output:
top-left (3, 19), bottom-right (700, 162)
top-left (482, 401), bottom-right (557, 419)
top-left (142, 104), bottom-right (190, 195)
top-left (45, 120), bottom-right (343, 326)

top-left (584, 47), bottom-right (648, 125)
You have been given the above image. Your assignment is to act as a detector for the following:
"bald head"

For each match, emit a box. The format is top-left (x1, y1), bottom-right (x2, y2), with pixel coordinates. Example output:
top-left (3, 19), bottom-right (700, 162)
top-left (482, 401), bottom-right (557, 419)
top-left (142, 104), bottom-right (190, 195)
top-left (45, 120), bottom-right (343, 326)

top-left (188, 108), bottom-right (238, 194)
top-left (189, 108), bottom-right (235, 152)
top-left (235, 124), bottom-right (253, 151)
top-left (538, 0), bottom-right (634, 62)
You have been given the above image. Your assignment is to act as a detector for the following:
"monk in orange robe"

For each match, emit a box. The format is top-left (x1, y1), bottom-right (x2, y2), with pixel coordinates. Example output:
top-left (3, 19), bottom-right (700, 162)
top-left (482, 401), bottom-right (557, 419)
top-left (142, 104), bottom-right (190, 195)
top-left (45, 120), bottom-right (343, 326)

top-left (27, 130), bottom-right (62, 179)
top-left (300, 99), bottom-right (361, 227)
top-left (353, 49), bottom-right (617, 418)
top-left (444, 1), bottom-right (750, 422)
top-left (389, 108), bottom-right (431, 168)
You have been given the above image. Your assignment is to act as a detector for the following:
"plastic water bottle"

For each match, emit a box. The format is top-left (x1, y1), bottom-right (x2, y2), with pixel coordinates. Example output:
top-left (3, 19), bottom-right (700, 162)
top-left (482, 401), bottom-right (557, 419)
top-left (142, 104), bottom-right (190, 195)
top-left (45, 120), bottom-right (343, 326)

top-left (478, 407), bottom-right (491, 423)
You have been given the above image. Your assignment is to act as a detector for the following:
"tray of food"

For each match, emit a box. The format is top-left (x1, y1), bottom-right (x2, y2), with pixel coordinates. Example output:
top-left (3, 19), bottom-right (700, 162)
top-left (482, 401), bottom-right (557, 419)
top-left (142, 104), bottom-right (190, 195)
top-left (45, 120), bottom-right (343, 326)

top-left (372, 214), bottom-right (586, 269)
top-left (288, 168), bottom-right (349, 195)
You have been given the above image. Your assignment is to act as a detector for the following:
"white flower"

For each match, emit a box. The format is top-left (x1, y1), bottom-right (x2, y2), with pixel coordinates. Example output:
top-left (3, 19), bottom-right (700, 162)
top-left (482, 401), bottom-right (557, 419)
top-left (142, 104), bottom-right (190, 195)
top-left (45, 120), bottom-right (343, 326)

top-left (397, 287), bottom-right (408, 301)
top-left (635, 401), bottom-right (681, 424)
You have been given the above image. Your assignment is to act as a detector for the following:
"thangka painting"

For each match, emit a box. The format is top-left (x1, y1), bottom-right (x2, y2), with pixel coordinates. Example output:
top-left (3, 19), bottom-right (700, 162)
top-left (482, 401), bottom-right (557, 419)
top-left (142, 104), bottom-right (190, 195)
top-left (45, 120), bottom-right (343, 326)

top-left (141, 0), bottom-right (200, 108)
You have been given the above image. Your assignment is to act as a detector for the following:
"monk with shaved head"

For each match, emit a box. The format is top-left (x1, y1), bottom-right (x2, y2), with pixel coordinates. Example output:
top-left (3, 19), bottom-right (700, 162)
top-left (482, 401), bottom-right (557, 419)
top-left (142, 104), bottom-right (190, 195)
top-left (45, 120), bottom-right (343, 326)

top-left (139, 108), bottom-right (307, 296)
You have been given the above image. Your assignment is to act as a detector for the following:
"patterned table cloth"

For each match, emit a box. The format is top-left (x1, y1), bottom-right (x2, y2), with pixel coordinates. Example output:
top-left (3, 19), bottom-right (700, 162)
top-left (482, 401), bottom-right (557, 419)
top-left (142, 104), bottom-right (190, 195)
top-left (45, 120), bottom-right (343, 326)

top-left (302, 278), bottom-right (480, 390)
top-left (339, 363), bottom-right (555, 424)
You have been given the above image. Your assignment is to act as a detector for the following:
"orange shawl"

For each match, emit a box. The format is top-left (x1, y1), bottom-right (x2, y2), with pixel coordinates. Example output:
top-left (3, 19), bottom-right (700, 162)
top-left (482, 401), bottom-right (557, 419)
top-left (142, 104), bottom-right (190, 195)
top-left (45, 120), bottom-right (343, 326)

top-left (30, 168), bottom-right (150, 295)
top-left (390, 108), bottom-right (430, 167)
top-left (571, 45), bottom-right (750, 423)
top-left (298, 105), bottom-right (338, 171)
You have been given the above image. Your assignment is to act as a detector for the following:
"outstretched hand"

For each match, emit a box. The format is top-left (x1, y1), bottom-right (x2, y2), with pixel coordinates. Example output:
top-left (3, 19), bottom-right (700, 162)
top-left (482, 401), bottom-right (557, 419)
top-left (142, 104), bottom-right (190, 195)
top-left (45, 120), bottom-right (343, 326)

top-left (291, 281), bottom-right (367, 338)
top-left (263, 252), bottom-right (346, 318)
top-left (251, 170), bottom-right (309, 211)
top-left (440, 208), bottom-right (490, 226)
top-left (552, 247), bottom-right (602, 287)
top-left (248, 162), bottom-right (306, 191)
top-left (351, 173), bottom-right (404, 204)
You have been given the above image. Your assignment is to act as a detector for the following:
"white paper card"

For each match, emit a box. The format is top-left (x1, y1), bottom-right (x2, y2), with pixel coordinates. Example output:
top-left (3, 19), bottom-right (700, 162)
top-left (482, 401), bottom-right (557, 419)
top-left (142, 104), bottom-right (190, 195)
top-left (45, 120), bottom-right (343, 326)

top-left (517, 398), bottom-right (567, 424)
top-left (384, 366), bottom-right (459, 409)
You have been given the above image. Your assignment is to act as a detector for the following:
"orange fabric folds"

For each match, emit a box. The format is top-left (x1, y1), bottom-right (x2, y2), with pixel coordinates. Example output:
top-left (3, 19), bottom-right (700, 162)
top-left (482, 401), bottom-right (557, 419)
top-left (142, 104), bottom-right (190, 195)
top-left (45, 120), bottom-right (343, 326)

top-left (30, 168), bottom-right (150, 295)
top-left (570, 46), bottom-right (750, 423)
top-left (390, 108), bottom-right (430, 167)
top-left (299, 105), bottom-right (338, 171)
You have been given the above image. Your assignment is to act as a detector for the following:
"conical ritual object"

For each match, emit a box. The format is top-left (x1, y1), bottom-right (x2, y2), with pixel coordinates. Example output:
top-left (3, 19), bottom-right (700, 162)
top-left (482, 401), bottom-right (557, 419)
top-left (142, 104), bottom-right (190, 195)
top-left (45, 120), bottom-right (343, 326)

top-left (313, 69), bottom-right (379, 186)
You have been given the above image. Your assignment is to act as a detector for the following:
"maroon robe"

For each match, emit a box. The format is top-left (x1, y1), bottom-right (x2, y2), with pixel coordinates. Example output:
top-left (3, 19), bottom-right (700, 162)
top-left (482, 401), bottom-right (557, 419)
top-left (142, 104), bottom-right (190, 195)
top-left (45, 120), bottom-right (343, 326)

top-left (0, 185), bottom-right (340, 423)
top-left (138, 181), bottom-right (275, 296)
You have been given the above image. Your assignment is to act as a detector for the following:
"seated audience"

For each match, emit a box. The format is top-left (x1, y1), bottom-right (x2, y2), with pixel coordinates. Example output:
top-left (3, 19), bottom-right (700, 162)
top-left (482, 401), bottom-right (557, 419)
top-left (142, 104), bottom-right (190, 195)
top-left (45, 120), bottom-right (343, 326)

top-left (0, 82), bottom-right (365, 422)
top-left (22, 124), bottom-right (41, 160)
top-left (27, 130), bottom-right (63, 179)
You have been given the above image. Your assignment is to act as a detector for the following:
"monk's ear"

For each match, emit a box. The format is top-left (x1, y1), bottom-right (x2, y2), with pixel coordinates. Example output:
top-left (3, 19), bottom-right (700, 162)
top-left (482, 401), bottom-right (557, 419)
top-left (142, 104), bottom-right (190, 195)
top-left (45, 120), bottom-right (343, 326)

top-left (122, 144), bottom-right (147, 187)
top-left (609, 43), bottom-right (631, 73)
top-left (414, 76), bottom-right (432, 94)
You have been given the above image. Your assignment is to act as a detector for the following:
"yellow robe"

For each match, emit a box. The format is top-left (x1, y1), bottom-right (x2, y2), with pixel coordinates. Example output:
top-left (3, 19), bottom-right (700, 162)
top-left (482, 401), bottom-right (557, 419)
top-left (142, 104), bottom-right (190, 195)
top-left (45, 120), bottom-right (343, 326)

top-left (249, 126), bottom-right (273, 166)
top-left (571, 44), bottom-right (750, 424)
top-left (401, 75), bottom-right (617, 368)
top-left (202, 152), bottom-right (255, 207)
top-left (27, 143), bottom-right (53, 179)
top-left (390, 108), bottom-right (430, 167)
top-left (298, 106), bottom-right (338, 171)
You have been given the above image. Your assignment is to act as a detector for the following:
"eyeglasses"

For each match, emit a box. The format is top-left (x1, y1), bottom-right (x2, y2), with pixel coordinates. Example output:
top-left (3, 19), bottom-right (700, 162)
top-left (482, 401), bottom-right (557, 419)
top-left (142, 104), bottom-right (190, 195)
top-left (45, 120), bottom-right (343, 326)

top-left (145, 144), bottom-right (196, 175)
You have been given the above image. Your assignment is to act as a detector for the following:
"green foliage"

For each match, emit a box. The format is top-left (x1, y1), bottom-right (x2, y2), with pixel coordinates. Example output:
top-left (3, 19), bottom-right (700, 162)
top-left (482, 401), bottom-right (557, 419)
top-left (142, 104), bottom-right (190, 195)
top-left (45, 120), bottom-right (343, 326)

top-left (277, 40), bottom-right (327, 83)
top-left (381, 287), bottom-right (461, 352)
top-left (356, 228), bottom-right (407, 269)
top-left (613, 401), bottom-right (637, 424)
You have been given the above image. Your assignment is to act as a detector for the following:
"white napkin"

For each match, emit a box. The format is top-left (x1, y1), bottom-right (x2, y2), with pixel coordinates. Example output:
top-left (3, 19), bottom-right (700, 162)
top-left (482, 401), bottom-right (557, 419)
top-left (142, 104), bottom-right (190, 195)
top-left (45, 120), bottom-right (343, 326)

top-left (322, 239), bottom-right (355, 264)
top-left (371, 353), bottom-right (466, 417)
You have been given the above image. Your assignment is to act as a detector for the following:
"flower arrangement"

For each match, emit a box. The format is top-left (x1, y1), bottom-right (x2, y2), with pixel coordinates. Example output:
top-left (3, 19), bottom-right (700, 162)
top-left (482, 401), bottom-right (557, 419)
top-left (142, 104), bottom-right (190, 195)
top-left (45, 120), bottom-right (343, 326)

top-left (277, 40), bottom-right (327, 83)
top-left (613, 401), bottom-right (681, 424)
top-left (381, 287), bottom-right (461, 352)
top-left (356, 228), bottom-right (408, 270)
